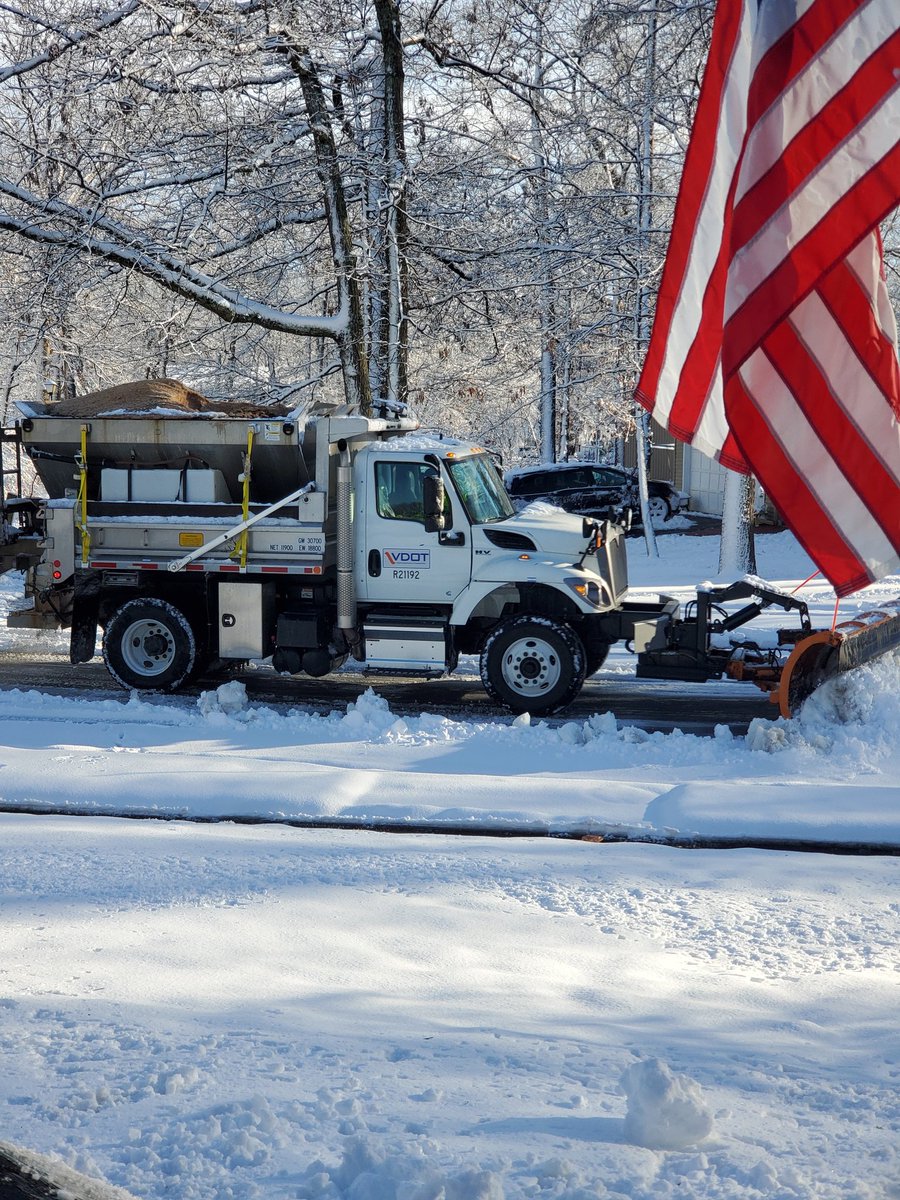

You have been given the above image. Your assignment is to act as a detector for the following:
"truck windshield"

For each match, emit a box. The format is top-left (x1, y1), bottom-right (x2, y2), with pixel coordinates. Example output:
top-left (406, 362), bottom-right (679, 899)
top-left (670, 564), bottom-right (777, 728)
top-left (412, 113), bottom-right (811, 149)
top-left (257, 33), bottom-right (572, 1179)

top-left (446, 453), bottom-right (515, 525)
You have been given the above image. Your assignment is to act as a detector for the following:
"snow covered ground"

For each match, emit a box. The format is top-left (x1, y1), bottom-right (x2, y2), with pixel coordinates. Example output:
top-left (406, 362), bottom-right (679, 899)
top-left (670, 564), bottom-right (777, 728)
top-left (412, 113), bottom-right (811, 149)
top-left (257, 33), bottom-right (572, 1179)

top-left (0, 528), bottom-right (898, 1199)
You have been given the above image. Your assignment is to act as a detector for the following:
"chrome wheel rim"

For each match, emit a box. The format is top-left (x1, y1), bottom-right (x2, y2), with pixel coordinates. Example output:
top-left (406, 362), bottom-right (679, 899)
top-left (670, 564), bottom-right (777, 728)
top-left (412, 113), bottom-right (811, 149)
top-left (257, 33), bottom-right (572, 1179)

top-left (120, 617), bottom-right (177, 677)
top-left (501, 635), bottom-right (561, 696)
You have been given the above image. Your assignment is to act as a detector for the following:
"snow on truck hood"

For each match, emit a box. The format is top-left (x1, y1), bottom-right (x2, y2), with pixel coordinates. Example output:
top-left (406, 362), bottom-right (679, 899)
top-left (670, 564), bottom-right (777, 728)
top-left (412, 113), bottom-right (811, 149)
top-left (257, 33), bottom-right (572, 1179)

top-left (501, 500), bottom-right (605, 554)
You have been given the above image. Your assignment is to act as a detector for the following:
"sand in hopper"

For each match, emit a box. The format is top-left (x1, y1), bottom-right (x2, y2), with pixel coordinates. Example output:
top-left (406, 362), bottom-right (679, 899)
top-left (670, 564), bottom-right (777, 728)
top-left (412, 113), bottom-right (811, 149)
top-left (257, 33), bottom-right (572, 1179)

top-left (48, 379), bottom-right (290, 419)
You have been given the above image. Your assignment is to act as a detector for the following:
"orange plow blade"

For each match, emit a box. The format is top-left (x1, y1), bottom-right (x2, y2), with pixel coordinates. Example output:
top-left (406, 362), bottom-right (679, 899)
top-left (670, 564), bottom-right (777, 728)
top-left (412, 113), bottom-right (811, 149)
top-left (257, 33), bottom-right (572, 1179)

top-left (772, 600), bottom-right (900, 719)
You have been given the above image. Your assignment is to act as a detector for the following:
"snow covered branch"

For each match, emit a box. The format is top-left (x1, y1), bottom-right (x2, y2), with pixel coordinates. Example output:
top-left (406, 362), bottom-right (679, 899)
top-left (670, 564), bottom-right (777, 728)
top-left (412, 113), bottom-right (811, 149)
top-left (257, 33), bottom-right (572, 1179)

top-left (0, 0), bottom-right (141, 84)
top-left (0, 206), bottom-right (347, 339)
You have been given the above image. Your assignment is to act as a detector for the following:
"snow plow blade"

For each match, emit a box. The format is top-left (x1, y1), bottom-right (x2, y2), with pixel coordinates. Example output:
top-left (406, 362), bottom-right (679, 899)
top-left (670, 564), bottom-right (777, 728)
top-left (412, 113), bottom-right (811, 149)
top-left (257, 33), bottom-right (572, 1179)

top-left (772, 601), bottom-right (900, 719)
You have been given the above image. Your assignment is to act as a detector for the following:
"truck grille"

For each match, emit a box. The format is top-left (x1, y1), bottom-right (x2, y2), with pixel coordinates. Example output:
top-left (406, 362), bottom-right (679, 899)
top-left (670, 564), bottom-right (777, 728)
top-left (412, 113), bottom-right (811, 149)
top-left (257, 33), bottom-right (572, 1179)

top-left (586, 532), bottom-right (628, 604)
top-left (606, 532), bottom-right (628, 600)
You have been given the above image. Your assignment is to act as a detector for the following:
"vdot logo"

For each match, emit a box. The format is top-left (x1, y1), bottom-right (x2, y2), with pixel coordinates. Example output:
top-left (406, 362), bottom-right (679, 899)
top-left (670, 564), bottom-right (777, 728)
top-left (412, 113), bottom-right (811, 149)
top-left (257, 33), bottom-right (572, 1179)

top-left (385, 550), bottom-right (431, 568)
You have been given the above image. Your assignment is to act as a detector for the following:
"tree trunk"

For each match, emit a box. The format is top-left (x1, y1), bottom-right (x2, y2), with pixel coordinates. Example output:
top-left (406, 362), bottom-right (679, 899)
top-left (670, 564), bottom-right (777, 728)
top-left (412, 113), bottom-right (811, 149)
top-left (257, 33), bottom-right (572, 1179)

top-left (280, 43), bottom-right (372, 415)
top-left (634, 0), bottom-right (660, 558)
top-left (530, 24), bottom-right (558, 466)
top-left (718, 470), bottom-right (758, 576)
top-left (633, 405), bottom-right (658, 554)
top-left (374, 0), bottom-right (409, 409)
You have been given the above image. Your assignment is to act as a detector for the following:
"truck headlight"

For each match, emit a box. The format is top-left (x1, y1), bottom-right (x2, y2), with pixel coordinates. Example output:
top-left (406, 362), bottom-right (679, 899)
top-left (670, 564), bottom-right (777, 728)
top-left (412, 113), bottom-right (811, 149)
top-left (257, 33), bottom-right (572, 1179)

top-left (565, 577), bottom-right (602, 607)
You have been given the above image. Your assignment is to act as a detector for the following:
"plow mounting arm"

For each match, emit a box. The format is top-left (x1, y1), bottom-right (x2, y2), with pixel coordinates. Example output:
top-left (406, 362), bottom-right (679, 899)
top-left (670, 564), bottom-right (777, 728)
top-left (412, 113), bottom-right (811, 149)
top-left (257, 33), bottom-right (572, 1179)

top-left (635, 577), bottom-right (900, 717)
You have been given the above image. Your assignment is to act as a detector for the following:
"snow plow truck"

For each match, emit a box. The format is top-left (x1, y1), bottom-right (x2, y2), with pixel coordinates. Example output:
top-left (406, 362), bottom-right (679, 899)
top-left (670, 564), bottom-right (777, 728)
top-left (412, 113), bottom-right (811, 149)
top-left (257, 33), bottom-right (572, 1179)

top-left (1, 380), bottom-right (898, 719)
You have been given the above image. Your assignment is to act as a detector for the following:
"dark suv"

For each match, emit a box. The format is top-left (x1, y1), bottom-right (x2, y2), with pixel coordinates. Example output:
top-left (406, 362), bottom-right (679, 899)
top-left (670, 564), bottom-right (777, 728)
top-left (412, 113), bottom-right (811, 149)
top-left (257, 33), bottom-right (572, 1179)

top-left (504, 462), bottom-right (688, 524)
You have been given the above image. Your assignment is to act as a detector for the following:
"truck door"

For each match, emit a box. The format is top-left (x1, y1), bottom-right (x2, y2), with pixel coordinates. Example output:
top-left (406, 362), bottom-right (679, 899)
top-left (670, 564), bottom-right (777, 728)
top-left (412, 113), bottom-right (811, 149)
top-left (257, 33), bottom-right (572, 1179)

top-left (361, 457), bottom-right (471, 604)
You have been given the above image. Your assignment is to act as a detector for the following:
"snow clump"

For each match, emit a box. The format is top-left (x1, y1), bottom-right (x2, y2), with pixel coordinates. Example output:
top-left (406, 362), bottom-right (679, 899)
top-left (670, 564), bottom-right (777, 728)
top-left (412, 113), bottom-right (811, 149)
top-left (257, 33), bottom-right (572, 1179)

top-left (620, 1057), bottom-right (714, 1150)
top-left (197, 680), bottom-right (249, 716)
top-left (745, 650), bottom-right (900, 761)
top-left (340, 688), bottom-right (410, 739)
top-left (295, 1136), bottom-right (504, 1200)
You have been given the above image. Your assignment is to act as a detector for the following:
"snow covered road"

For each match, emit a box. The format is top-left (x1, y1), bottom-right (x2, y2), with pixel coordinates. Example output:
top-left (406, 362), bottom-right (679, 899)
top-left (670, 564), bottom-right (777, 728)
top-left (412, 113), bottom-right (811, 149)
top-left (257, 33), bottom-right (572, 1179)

top-left (0, 655), bottom-right (898, 846)
top-left (1, 817), bottom-right (897, 1200)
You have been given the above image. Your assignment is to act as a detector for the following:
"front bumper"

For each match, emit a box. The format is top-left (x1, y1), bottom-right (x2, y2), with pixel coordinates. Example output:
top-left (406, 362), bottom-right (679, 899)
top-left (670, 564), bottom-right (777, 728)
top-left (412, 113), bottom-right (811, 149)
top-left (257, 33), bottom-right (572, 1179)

top-left (584, 594), bottom-right (680, 649)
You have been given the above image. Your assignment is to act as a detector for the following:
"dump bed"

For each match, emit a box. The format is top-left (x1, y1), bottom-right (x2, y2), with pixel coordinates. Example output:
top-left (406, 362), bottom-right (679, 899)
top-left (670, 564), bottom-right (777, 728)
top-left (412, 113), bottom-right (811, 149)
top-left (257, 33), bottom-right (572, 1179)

top-left (18, 406), bottom-right (308, 505)
top-left (12, 391), bottom-right (420, 586)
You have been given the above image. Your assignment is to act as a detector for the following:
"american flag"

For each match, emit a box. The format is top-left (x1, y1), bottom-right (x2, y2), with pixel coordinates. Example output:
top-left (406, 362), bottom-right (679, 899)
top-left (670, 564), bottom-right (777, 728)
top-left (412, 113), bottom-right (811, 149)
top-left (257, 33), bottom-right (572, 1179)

top-left (635, 0), bottom-right (900, 597)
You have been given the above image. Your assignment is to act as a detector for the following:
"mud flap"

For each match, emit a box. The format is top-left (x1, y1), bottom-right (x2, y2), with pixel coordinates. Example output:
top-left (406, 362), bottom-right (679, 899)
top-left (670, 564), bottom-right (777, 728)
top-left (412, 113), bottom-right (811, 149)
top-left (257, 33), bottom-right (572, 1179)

top-left (70, 587), bottom-right (100, 664)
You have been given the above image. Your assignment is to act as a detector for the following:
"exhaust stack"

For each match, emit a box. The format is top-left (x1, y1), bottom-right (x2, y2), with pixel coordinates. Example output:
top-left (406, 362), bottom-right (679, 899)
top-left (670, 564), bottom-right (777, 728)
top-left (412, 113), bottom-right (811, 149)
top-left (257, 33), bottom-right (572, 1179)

top-left (336, 439), bottom-right (356, 632)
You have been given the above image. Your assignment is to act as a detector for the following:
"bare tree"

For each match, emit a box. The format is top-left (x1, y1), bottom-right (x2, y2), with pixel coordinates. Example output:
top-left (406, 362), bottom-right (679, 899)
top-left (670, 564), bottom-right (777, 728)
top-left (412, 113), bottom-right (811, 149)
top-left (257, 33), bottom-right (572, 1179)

top-left (0, 0), bottom-right (418, 413)
top-left (0, 0), bottom-right (714, 472)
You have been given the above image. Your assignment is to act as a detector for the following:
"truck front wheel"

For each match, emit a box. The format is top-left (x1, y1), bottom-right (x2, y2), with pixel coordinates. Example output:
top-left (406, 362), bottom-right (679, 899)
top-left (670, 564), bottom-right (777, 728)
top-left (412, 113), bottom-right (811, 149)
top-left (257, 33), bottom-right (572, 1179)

top-left (103, 597), bottom-right (198, 692)
top-left (480, 616), bottom-right (586, 715)
top-left (584, 640), bottom-right (612, 677)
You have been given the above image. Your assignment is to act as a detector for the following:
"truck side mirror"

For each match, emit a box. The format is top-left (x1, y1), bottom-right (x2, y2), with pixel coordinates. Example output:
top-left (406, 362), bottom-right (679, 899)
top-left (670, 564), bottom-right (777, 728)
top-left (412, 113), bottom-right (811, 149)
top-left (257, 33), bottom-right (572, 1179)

top-left (423, 470), bottom-right (446, 533)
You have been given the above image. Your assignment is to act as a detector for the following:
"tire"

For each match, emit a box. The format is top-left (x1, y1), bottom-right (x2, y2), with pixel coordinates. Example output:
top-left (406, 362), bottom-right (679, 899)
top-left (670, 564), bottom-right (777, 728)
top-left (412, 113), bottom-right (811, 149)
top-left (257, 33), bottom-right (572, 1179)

top-left (647, 495), bottom-right (671, 523)
top-left (103, 597), bottom-right (198, 692)
top-left (583, 641), bottom-right (612, 677)
top-left (480, 615), bottom-right (586, 715)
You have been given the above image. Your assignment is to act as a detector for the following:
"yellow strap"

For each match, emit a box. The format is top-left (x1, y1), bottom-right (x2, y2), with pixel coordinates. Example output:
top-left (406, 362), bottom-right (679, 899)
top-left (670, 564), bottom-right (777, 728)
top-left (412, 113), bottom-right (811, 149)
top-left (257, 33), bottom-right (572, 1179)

top-left (76, 424), bottom-right (90, 566)
top-left (234, 427), bottom-right (254, 569)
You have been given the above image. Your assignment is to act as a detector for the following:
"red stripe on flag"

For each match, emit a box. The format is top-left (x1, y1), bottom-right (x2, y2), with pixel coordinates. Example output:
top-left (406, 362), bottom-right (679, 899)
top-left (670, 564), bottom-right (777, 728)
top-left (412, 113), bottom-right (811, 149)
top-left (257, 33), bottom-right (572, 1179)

top-left (818, 258), bottom-right (900, 411)
top-left (724, 374), bottom-right (876, 596)
top-left (718, 430), bottom-right (746, 474)
top-left (734, 33), bottom-right (900, 252)
top-left (762, 320), bottom-right (900, 547)
top-left (723, 140), bottom-right (900, 378)
top-left (634, 0), bottom-right (746, 409)
top-left (659, 293), bottom-right (725, 444)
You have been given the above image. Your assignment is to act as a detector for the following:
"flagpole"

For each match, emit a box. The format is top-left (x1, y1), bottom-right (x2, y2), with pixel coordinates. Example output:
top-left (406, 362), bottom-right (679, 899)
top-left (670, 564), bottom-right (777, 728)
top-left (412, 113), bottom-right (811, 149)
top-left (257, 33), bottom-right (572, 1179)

top-left (635, 0), bottom-right (659, 558)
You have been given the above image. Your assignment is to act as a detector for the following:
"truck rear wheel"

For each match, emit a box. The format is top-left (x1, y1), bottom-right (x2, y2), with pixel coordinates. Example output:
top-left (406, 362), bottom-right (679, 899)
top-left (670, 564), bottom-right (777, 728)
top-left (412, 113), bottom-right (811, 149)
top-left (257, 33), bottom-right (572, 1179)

top-left (480, 615), bottom-right (586, 715)
top-left (103, 597), bottom-right (198, 692)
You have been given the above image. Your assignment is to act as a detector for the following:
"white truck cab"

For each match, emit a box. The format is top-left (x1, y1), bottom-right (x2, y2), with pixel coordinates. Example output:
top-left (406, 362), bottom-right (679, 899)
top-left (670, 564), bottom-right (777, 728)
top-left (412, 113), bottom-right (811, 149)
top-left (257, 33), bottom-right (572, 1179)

top-left (349, 434), bottom-right (633, 709)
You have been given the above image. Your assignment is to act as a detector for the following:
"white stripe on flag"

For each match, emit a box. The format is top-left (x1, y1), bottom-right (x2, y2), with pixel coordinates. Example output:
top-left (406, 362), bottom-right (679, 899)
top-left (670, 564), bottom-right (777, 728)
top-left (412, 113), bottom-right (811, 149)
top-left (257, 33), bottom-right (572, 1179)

top-left (748, 0), bottom-right (817, 75)
top-left (689, 366), bottom-right (730, 463)
top-left (735, 0), bottom-right (898, 203)
top-left (739, 349), bottom-right (898, 576)
top-left (726, 97), bottom-right (898, 318)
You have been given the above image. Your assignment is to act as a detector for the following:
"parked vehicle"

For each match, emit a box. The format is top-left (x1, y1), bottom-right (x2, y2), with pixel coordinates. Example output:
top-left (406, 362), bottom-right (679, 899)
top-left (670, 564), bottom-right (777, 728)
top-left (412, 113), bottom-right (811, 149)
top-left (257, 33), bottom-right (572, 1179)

top-left (504, 461), bottom-right (689, 525)
top-left (0, 381), bottom-right (896, 720)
